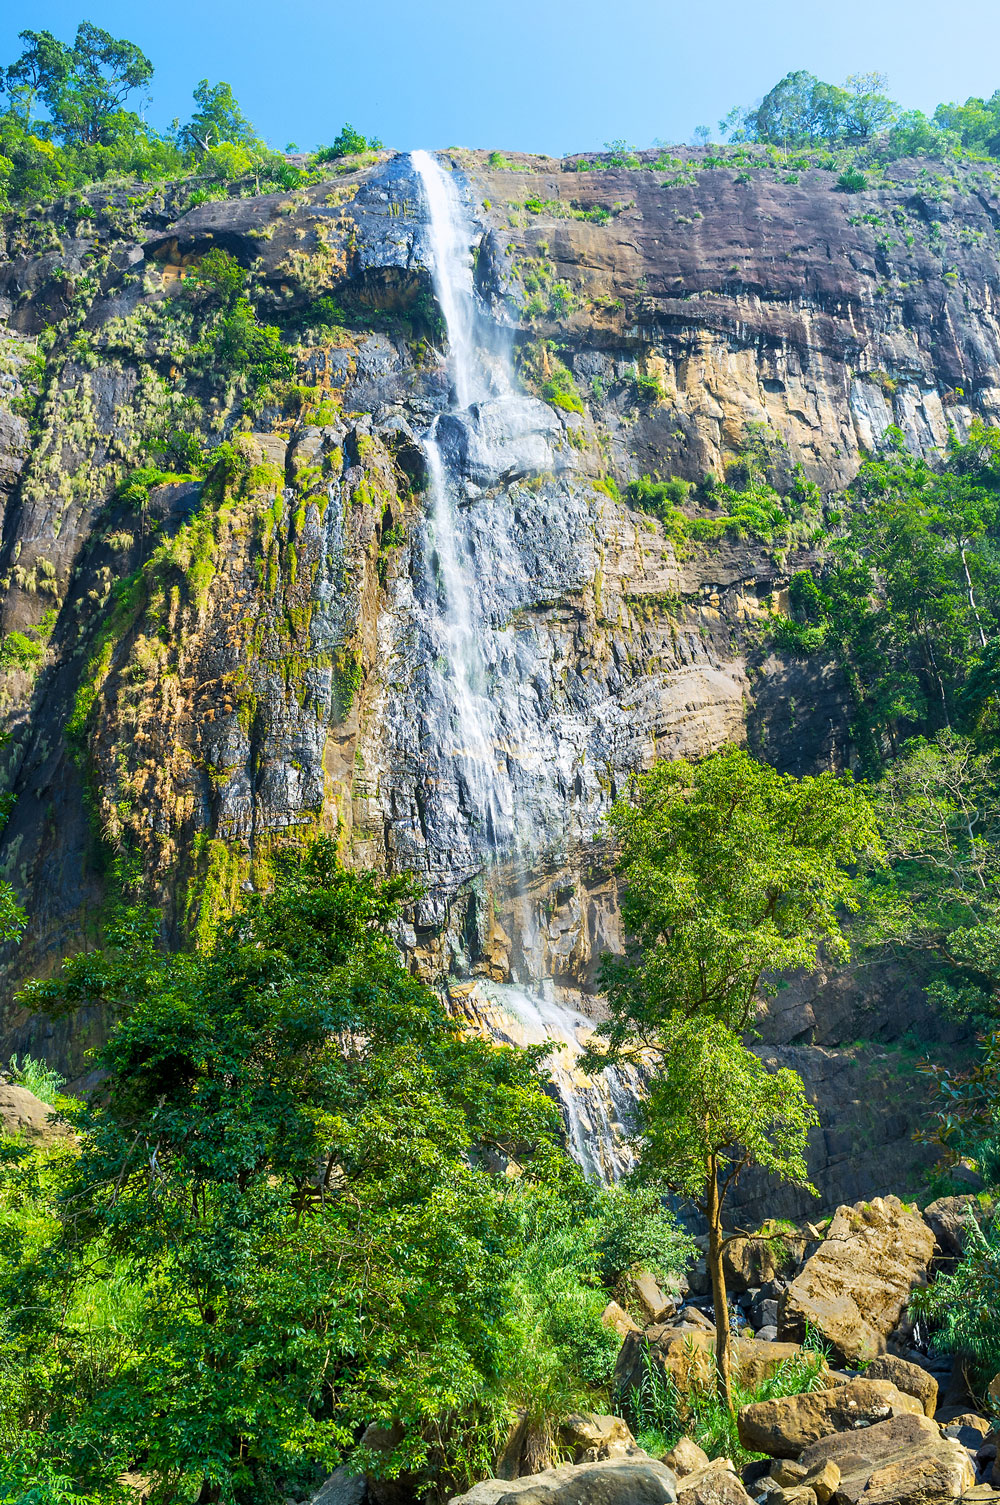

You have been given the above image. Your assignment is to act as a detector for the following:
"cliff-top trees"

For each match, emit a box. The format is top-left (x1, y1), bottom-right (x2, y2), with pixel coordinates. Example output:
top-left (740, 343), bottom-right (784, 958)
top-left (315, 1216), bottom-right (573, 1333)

top-left (588, 748), bottom-right (882, 1411)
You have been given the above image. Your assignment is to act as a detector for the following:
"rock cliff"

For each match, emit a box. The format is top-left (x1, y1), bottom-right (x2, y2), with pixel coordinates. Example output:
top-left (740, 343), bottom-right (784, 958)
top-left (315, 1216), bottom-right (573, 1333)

top-left (1, 145), bottom-right (993, 1201)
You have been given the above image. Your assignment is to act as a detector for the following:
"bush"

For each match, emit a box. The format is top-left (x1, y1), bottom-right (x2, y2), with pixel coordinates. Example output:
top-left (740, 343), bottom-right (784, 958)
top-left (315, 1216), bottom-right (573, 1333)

top-left (540, 360), bottom-right (584, 413)
top-left (314, 124), bottom-right (381, 162)
top-left (6, 1054), bottom-right (66, 1105)
top-left (910, 1214), bottom-right (1000, 1396)
top-left (0, 632), bottom-right (43, 673)
top-left (837, 166), bottom-right (869, 192)
top-left (770, 615), bottom-right (829, 654)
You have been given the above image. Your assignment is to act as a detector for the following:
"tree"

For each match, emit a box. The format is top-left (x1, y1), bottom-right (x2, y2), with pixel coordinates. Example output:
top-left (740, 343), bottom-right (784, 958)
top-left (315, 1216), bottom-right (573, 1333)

top-left (5, 843), bottom-right (572, 1501)
top-left (181, 79), bottom-right (257, 154)
top-left (47, 23), bottom-right (153, 147)
top-left (860, 731), bottom-right (1000, 1023)
top-left (586, 748), bottom-right (880, 1410)
top-left (596, 748), bottom-right (882, 1053)
top-left (637, 1015), bottom-right (818, 1409)
top-left (0, 29), bottom-right (71, 124)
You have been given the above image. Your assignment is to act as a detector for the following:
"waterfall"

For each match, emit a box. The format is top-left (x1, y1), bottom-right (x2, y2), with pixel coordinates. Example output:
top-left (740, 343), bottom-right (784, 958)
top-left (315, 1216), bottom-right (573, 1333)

top-left (410, 150), bottom-right (638, 1179)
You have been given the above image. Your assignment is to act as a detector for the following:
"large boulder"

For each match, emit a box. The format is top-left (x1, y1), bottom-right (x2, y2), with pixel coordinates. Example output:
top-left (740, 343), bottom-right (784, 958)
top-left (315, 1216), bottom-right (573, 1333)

top-left (797, 1413), bottom-right (975, 1505)
top-left (861, 1356), bottom-right (937, 1417)
top-left (737, 1380), bottom-right (923, 1458)
top-left (778, 1197), bottom-right (935, 1364)
top-left (0, 1080), bottom-right (67, 1143)
top-left (922, 1198), bottom-right (988, 1261)
top-left (448, 1456), bottom-right (678, 1505)
top-left (557, 1414), bottom-right (638, 1465)
top-left (663, 1441), bottom-right (711, 1479)
top-left (614, 1329), bottom-right (821, 1405)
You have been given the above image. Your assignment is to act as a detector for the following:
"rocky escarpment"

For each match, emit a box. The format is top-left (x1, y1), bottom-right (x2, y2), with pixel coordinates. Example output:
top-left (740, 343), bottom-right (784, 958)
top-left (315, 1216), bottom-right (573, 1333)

top-left (0, 146), bottom-right (994, 1199)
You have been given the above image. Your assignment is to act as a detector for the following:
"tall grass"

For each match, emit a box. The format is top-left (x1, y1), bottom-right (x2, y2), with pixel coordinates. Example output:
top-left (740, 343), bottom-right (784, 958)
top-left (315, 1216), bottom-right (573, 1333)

top-left (625, 1338), bottom-right (830, 1465)
top-left (7, 1054), bottom-right (66, 1106)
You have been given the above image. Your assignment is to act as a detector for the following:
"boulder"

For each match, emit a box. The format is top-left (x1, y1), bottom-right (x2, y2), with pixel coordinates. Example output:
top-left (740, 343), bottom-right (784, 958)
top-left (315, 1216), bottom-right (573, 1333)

top-left (797, 1413), bottom-right (975, 1505)
top-left (861, 1356), bottom-right (937, 1417)
top-left (945, 1416), bottom-right (991, 1440)
top-left (771, 1465), bottom-right (809, 1488)
top-left (724, 1226), bottom-right (808, 1294)
top-left (737, 1380), bottom-right (923, 1458)
top-left (678, 1462), bottom-right (754, 1505)
top-left (557, 1413), bottom-right (638, 1465)
top-left (601, 1301), bottom-right (640, 1339)
top-left (0, 1080), bottom-right (67, 1143)
top-left (778, 1197), bottom-right (935, 1364)
top-left (614, 1330), bottom-right (819, 1405)
top-left (630, 1272), bottom-right (677, 1325)
top-left (802, 1462), bottom-right (840, 1505)
top-left (312, 1469), bottom-right (368, 1505)
top-left (447, 1456), bottom-right (678, 1505)
top-left (922, 1198), bottom-right (986, 1261)
top-left (664, 1440), bottom-right (711, 1479)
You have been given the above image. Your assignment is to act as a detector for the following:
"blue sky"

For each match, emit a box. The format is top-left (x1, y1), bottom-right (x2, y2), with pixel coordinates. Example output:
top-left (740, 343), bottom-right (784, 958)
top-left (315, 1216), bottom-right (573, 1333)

top-left (3, 0), bottom-right (1000, 157)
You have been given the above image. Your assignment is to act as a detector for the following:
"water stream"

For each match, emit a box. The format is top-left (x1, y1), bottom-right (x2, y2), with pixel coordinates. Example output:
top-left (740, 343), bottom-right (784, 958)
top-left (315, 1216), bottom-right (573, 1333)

top-left (411, 150), bottom-right (637, 1178)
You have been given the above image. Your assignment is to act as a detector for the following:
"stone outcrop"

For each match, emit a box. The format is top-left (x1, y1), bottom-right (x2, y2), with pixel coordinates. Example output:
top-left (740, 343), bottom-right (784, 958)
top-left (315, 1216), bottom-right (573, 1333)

top-left (796, 1413), bottom-right (976, 1505)
top-left (862, 1357), bottom-right (938, 1418)
top-left (737, 1381), bottom-right (923, 1458)
top-left (614, 1327), bottom-right (818, 1403)
top-left (779, 1198), bottom-right (936, 1363)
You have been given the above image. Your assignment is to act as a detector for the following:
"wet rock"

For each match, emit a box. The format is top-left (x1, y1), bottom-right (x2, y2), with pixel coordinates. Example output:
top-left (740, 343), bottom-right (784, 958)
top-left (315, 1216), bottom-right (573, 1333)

top-left (737, 1380), bottom-right (923, 1458)
top-left (778, 1198), bottom-right (935, 1364)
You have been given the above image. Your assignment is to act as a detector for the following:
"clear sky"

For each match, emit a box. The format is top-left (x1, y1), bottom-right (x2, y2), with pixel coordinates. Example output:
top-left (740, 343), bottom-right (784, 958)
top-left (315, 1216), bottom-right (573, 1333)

top-left (3, 0), bottom-right (1000, 158)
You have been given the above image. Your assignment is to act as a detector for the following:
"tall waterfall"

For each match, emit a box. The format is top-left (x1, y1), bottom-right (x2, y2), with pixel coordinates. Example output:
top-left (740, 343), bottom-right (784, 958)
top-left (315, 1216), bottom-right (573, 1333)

top-left (410, 150), bottom-right (639, 1179)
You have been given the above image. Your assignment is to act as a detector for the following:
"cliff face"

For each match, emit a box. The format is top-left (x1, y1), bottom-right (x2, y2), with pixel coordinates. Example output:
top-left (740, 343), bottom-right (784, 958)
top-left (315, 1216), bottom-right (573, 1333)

top-left (0, 146), bottom-right (993, 1200)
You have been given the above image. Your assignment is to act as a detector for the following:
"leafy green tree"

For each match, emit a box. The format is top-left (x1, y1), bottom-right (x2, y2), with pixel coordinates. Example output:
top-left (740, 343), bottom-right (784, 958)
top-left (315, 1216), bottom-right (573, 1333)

top-left (778, 425), bottom-right (1000, 766)
top-left (315, 123), bottom-right (382, 161)
top-left (637, 1015), bottom-right (818, 1411)
top-left (595, 748), bottom-right (882, 1050)
top-left (586, 748), bottom-right (880, 1409)
top-left (860, 731), bottom-right (1000, 1023)
top-left (181, 78), bottom-right (256, 154)
top-left (47, 22), bottom-right (153, 147)
top-left (934, 91), bottom-right (1000, 156)
top-left (0, 29), bottom-right (71, 124)
top-left (4, 844), bottom-right (572, 1501)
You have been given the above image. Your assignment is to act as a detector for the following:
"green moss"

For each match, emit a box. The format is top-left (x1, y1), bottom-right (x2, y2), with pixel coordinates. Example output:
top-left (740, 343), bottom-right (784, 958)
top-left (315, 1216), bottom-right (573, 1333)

top-left (541, 361), bottom-right (584, 413)
top-left (184, 835), bottom-right (246, 952)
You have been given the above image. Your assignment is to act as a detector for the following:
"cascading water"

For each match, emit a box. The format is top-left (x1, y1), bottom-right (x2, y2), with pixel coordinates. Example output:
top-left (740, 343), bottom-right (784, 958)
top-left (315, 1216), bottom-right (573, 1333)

top-left (410, 149), bottom-right (638, 1178)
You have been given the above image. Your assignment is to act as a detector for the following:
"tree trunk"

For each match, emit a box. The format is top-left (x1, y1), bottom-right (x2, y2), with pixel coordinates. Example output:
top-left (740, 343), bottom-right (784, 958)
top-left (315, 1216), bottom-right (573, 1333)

top-left (705, 1154), bottom-right (734, 1416)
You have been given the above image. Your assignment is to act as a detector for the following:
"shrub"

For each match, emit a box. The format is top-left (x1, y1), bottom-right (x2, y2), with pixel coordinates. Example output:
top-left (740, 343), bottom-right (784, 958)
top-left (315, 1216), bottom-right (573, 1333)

top-left (0, 632), bottom-right (43, 673)
top-left (540, 360), bottom-right (584, 413)
top-left (314, 124), bottom-right (381, 161)
top-left (910, 1214), bottom-right (1000, 1397)
top-left (837, 166), bottom-right (869, 193)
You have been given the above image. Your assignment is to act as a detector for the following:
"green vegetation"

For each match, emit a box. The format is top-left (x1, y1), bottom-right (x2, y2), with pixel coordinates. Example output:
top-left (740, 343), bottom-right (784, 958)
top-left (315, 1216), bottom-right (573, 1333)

top-left (0, 24), bottom-right (380, 209)
top-left (772, 423), bottom-right (1000, 768)
top-left (586, 748), bottom-right (881, 1410)
top-left (626, 427), bottom-right (821, 551)
top-left (6, 1054), bottom-right (66, 1105)
top-left (627, 1339), bottom-right (829, 1463)
top-left (540, 359), bottom-right (584, 413)
top-left (0, 844), bottom-right (695, 1502)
